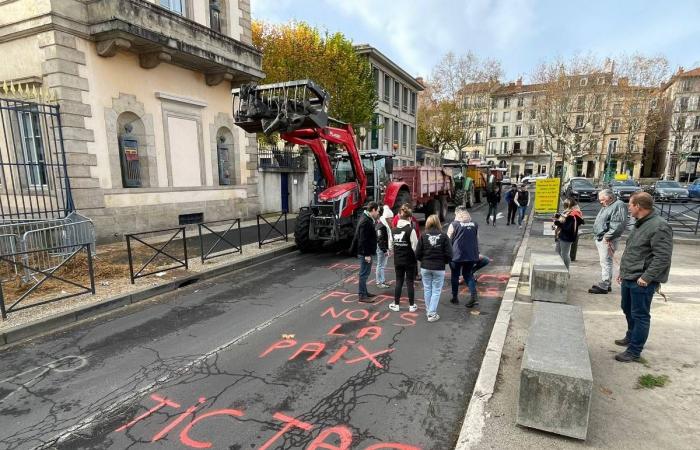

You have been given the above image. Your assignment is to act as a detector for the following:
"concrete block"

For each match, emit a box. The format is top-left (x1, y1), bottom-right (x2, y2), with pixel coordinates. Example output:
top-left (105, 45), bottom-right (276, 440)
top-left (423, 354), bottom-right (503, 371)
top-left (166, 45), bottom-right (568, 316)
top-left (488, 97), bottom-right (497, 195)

top-left (528, 251), bottom-right (562, 283)
top-left (517, 302), bottom-right (593, 440)
top-left (531, 265), bottom-right (569, 303)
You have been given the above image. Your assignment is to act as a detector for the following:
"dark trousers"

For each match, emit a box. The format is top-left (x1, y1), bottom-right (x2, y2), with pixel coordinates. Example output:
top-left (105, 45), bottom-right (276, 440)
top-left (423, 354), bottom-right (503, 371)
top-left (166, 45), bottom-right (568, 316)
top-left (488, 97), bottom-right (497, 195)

top-left (450, 261), bottom-right (476, 297)
top-left (394, 264), bottom-right (416, 305)
top-left (358, 255), bottom-right (372, 296)
top-left (507, 202), bottom-right (517, 224)
top-left (487, 204), bottom-right (498, 223)
top-left (621, 279), bottom-right (658, 357)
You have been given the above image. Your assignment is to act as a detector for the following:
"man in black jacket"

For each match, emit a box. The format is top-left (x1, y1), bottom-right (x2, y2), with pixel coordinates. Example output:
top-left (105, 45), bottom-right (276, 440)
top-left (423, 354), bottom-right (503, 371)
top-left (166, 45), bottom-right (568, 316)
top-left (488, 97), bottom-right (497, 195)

top-left (351, 202), bottom-right (380, 302)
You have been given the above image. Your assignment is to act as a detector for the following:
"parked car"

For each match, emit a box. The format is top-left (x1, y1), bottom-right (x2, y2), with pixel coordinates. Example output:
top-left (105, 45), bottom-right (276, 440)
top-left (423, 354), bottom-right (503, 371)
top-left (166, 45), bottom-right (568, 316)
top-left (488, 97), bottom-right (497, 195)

top-left (501, 175), bottom-right (512, 186)
top-left (563, 177), bottom-right (598, 201)
top-left (651, 180), bottom-right (690, 202)
top-left (688, 179), bottom-right (700, 200)
top-left (609, 178), bottom-right (642, 202)
top-left (521, 173), bottom-right (548, 185)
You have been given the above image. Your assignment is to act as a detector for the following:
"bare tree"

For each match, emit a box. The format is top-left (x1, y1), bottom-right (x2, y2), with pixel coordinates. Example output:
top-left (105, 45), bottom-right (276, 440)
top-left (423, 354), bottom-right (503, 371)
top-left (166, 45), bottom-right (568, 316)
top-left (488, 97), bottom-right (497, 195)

top-left (612, 54), bottom-right (670, 175)
top-left (417, 51), bottom-right (502, 158)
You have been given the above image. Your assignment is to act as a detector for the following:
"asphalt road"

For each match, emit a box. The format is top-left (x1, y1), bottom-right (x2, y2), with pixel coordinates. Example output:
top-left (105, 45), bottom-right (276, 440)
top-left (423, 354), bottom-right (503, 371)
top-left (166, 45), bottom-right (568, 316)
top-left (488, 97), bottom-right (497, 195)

top-left (0, 201), bottom-right (526, 450)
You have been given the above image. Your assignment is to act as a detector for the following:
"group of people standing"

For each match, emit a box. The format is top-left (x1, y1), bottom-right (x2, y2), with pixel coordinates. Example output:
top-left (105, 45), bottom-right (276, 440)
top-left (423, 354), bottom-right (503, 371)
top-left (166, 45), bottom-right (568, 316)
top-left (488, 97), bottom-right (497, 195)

top-left (551, 188), bottom-right (673, 363)
top-left (351, 202), bottom-right (489, 322)
top-left (486, 184), bottom-right (531, 228)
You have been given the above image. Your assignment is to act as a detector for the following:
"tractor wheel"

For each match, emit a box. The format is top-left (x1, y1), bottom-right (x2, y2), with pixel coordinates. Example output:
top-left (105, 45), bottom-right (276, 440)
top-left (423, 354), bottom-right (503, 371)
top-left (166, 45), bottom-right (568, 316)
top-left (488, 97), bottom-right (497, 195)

top-left (392, 191), bottom-right (412, 215)
top-left (294, 209), bottom-right (320, 253)
top-left (439, 195), bottom-right (449, 222)
top-left (454, 189), bottom-right (465, 207)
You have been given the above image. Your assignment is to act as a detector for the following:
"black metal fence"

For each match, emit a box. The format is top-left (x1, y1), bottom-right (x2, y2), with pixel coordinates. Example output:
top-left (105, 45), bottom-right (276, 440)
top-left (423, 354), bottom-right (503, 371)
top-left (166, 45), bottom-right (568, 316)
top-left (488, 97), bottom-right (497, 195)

top-left (257, 212), bottom-right (288, 248)
top-left (0, 243), bottom-right (94, 319)
top-left (198, 218), bottom-right (242, 263)
top-left (654, 201), bottom-right (700, 235)
top-left (0, 97), bottom-right (73, 220)
top-left (257, 145), bottom-right (306, 170)
top-left (125, 227), bottom-right (188, 284)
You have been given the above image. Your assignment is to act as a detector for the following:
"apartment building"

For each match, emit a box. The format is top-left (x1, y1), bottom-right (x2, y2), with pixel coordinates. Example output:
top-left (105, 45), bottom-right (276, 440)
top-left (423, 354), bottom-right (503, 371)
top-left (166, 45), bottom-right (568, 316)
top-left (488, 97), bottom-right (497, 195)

top-left (0, 0), bottom-right (264, 241)
top-left (660, 67), bottom-right (700, 180)
top-left (354, 45), bottom-right (423, 167)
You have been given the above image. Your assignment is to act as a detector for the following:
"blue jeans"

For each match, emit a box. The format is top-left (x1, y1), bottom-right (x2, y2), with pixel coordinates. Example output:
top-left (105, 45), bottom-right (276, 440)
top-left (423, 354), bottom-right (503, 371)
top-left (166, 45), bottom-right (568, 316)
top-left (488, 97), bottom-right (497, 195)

top-left (517, 206), bottom-right (527, 225)
top-left (450, 261), bottom-right (476, 297)
top-left (375, 247), bottom-right (389, 284)
top-left (474, 255), bottom-right (490, 273)
top-left (621, 279), bottom-right (658, 357)
top-left (358, 255), bottom-right (372, 296)
top-left (421, 268), bottom-right (445, 316)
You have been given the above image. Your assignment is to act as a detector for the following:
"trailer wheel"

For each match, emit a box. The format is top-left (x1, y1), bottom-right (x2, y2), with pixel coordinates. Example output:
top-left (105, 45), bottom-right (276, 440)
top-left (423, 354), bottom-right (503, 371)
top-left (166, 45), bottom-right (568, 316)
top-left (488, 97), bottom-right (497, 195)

top-left (439, 195), bottom-right (448, 221)
top-left (392, 190), bottom-right (412, 215)
top-left (294, 209), bottom-right (320, 253)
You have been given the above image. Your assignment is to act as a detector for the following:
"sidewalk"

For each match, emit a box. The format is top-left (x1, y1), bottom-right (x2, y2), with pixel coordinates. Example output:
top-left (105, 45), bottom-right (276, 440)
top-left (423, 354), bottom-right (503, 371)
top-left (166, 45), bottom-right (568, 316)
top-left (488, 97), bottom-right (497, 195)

top-left (471, 224), bottom-right (700, 448)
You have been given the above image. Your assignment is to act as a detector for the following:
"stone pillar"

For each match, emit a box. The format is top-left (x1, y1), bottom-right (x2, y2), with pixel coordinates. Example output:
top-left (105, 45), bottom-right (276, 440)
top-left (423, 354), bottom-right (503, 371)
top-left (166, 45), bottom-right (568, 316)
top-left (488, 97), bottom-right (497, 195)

top-left (38, 30), bottom-right (104, 214)
top-left (237, 0), bottom-right (253, 45)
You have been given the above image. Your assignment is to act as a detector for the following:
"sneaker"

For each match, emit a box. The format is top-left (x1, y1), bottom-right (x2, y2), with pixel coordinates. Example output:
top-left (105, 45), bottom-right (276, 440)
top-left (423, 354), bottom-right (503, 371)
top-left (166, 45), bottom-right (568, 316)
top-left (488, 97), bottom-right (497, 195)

top-left (587, 286), bottom-right (608, 294)
top-left (409, 304), bottom-right (418, 313)
top-left (465, 295), bottom-right (479, 308)
top-left (427, 313), bottom-right (440, 322)
top-left (519, 225), bottom-right (523, 229)
top-left (450, 297), bottom-right (459, 305)
top-left (376, 283), bottom-right (391, 289)
top-left (614, 337), bottom-right (630, 347)
top-left (358, 296), bottom-right (376, 303)
top-left (614, 351), bottom-right (640, 363)
top-left (388, 303), bottom-right (400, 312)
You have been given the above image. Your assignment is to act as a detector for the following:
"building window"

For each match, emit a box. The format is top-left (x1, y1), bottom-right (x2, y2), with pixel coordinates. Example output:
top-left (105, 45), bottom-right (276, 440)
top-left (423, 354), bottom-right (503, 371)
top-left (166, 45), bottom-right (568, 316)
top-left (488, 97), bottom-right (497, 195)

top-left (410, 92), bottom-right (416, 115)
top-left (491, 98), bottom-right (497, 108)
top-left (515, 125), bottom-right (522, 136)
top-left (489, 126), bottom-right (496, 138)
top-left (383, 75), bottom-right (391, 103)
top-left (19, 110), bottom-right (48, 187)
top-left (501, 141), bottom-right (509, 154)
top-left (501, 126), bottom-right (509, 137)
top-left (393, 120), bottom-right (399, 146)
top-left (681, 79), bottom-right (692, 92)
top-left (597, 77), bottom-right (605, 85)
top-left (694, 115), bottom-right (700, 130)
top-left (487, 141), bottom-right (496, 155)
top-left (402, 87), bottom-right (409, 112)
top-left (160, 0), bottom-right (184, 14)
top-left (580, 78), bottom-right (588, 86)
top-left (608, 138), bottom-right (618, 154)
top-left (593, 114), bottom-right (602, 130)
top-left (679, 97), bottom-right (689, 112)
top-left (216, 127), bottom-right (234, 185)
top-left (577, 95), bottom-right (585, 111)
top-left (410, 126), bottom-right (416, 150)
top-left (528, 125), bottom-right (535, 136)
top-left (692, 135), bottom-right (700, 151)
top-left (517, 97), bottom-right (524, 107)
top-left (513, 141), bottom-right (521, 154)
top-left (594, 94), bottom-right (603, 110)
top-left (526, 140), bottom-right (535, 155)
top-left (529, 110), bottom-right (536, 120)
top-left (677, 116), bottom-right (686, 130)
top-left (393, 81), bottom-right (400, 108)
top-left (373, 67), bottom-right (380, 96)
top-left (402, 124), bottom-right (407, 148)
top-left (371, 114), bottom-right (379, 148)
top-left (503, 97), bottom-right (511, 108)
top-left (516, 110), bottom-right (523, 121)
top-left (209, 0), bottom-right (221, 33)
top-left (611, 119), bottom-right (620, 133)
top-left (474, 131), bottom-right (482, 144)
top-left (503, 111), bottom-right (510, 121)
top-left (575, 115), bottom-right (584, 129)
top-left (384, 117), bottom-right (390, 143)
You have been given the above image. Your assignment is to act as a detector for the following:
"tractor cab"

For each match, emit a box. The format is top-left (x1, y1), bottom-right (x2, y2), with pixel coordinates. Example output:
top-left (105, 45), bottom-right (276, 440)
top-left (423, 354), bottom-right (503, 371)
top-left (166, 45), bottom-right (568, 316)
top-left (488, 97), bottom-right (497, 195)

top-left (331, 149), bottom-right (393, 204)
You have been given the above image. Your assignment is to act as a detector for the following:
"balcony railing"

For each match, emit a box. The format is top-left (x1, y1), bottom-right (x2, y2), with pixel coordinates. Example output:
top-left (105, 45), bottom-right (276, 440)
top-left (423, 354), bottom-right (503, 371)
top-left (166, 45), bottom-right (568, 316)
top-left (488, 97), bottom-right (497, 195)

top-left (258, 146), bottom-right (307, 171)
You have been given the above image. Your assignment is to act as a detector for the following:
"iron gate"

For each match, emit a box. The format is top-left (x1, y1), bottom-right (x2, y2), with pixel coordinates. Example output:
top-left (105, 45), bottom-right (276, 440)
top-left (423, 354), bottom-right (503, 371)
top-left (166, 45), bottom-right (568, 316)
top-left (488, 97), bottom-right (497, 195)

top-left (0, 97), bottom-right (74, 220)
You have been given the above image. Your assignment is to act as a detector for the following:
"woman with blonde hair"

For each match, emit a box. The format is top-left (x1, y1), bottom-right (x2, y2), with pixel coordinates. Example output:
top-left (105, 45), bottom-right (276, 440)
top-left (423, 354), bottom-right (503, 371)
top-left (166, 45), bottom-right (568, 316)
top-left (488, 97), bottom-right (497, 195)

top-left (416, 214), bottom-right (452, 322)
top-left (389, 204), bottom-right (419, 312)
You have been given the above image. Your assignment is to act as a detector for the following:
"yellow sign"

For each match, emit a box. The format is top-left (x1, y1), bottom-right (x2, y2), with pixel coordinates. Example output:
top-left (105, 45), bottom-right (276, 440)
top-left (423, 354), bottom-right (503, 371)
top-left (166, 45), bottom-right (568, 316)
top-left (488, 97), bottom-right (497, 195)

top-left (534, 178), bottom-right (560, 214)
top-left (614, 173), bottom-right (629, 180)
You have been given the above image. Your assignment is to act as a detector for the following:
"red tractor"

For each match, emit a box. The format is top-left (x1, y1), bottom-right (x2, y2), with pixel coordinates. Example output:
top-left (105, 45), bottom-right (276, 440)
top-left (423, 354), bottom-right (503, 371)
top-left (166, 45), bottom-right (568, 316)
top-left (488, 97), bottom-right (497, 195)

top-left (232, 80), bottom-right (410, 252)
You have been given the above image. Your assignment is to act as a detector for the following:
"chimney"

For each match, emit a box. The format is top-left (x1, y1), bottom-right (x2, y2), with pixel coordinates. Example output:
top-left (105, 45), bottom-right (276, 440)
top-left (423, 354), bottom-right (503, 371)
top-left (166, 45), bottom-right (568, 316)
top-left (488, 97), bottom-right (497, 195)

top-left (516, 77), bottom-right (522, 87)
top-left (677, 67), bottom-right (684, 75)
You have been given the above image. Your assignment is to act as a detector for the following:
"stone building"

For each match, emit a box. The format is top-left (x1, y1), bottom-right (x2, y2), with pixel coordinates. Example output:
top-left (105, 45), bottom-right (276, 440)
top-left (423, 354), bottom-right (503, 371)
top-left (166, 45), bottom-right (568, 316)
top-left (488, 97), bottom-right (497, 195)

top-left (0, 0), bottom-right (263, 241)
top-left (659, 67), bottom-right (700, 180)
top-left (354, 45), bottom-right (422, 166)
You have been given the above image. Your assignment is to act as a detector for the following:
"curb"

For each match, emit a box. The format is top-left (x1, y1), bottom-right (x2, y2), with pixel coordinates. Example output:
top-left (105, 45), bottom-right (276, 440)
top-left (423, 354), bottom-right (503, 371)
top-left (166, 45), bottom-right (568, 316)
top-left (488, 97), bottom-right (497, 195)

top-left (0, 243), bottom-right (298, 347)
top-left (455, 208), bottom-right (535, 449)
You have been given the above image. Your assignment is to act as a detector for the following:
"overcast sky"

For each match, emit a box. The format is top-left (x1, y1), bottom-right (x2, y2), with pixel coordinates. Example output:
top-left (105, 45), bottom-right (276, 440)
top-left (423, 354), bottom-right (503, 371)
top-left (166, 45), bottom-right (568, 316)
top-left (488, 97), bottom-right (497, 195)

top-left (251, 0), bottom-right (700, 82)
